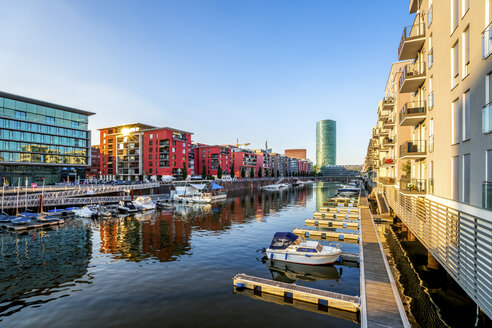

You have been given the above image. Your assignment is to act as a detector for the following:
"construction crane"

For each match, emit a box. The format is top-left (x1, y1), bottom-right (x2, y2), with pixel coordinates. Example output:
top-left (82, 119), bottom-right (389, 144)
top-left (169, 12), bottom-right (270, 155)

top-left (236, 138), bottom-right (250, 147)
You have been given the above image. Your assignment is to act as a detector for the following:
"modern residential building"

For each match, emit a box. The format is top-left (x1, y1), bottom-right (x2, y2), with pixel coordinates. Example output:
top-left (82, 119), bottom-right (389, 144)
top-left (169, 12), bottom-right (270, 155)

top-left (85, 145), bottom-right (101, 179)
top-left (316, 119), bottom-right (336, 172)
top-left (364, 0), bottom-right (492, 320)
top-left (194, 144), bottom-right (231, 177)
top-left (99, 123), bottom-right (192, 180)
top-left (285, 149), bottom-right (307, 160)
top-left (0, 91), bottom-right (94, 185)
top-left (231, 148), bottom-right (257, 177)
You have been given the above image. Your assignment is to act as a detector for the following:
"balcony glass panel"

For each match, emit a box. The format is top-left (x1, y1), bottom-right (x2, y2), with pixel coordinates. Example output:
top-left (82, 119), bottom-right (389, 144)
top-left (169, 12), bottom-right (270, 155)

top-left (427, 5), bottom-right (433, 28)
top-left (483, 102), bottom-right (492, 133)
top-left (400, 178), bottom-right (426, 193)
top-left (428, 92), bottom-right (434, 110)
top-left (483, 182), bottom-right (492, 210)
top-left (399, 140), bottom-right (426, 158)
top-left (482, 22), bottom-right (492, 59)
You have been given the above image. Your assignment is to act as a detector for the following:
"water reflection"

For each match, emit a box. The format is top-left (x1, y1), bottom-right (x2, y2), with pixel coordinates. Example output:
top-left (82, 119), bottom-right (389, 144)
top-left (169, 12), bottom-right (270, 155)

top-left (98, 187), bottom-right (315, 263)
top-left (0, 221), bottom-right (92, 317)
top-left (266, 260), bottom-right (342, 283)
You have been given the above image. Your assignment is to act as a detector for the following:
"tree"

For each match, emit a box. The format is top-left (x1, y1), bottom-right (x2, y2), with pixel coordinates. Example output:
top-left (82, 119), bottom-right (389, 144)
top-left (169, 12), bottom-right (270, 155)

top-left (182, 162), bottom-right (188, 180)
top-left (258, 167), bottom-right (263, 178)
top-left (202, 163), bottom-right (207, 180)
top-left (250, 167), bottom-right (255, 178)
top-left (231, 163), bottom-right (235, 178)
top-left (241, 167), bottom-right (246, 178)
top-left (217, 165), bottom-right (223, 179)
top-left (401, 160), bottom-right (411, 177)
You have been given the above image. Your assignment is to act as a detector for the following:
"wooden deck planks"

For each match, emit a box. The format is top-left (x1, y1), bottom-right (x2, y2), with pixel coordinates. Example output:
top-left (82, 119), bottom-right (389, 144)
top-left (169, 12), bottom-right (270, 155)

top-left (359, 191), bottom-right (408, 327)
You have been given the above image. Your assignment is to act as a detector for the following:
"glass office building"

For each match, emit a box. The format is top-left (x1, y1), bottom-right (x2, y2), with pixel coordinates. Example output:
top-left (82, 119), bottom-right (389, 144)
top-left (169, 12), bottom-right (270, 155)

top-left (0, 91), bottom-right (94, 185)
top-left (316, 119), bottom-right (336, 172)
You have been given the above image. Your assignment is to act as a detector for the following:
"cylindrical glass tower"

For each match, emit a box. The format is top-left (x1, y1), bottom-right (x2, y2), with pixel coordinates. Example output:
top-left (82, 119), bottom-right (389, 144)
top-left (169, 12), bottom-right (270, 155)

top-left (316, 120), bottom-right (336, 172)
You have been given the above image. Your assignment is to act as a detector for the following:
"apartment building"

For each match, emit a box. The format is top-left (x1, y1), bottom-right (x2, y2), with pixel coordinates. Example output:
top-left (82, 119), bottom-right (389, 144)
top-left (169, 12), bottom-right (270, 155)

top-left (99, 123), bottom-right (192, 180)
top-left (85, 145), bottom-right (101, 179)
top-left (231, 148), bottom-right (257, 177)
top-left (194, 144), bottom-right (231, 177)
top-left (365, 0), bottom-right (492, 320)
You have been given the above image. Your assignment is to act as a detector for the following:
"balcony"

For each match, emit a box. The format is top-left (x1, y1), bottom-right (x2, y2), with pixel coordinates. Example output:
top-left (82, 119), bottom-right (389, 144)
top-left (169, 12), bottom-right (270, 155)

top-left (483, 102), bottom-right (492, 134)
top-left (379, 128), bottom-right (389, 136)
top-left (399, 101), bottom-right (426, 126)
top-left (400, 179), bottom-right (426, 194)
top-left (409, 0), bottom-right (421, 13)
top-left (379, 177), bottom-right (395, 185)
top-left (382, 137), bottom-right (395, 148)
top-left (398, 23), bottom-right (425, 60)
top-left (399, 62), bottom-right (426, 93)
top-left (483, 182), bottom-right (492, 210)
top-left (482, 21), bottom-right (492, 59)
top-left (382, 97), bottom-right (395, 111)
top-left (381, 157), bottom-right (395, 166)
top-left (382, 117), bottom-right (395, 128)
top-left (399, 140), bottom-right (426, 159)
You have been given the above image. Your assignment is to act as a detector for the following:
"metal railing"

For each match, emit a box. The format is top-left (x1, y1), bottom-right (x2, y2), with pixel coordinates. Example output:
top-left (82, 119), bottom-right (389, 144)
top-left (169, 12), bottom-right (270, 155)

top-left (482, 102), bottom-right (492, 134)
top-left (398, 22), bottom-right (426, 57)
top-left (399, 178), bottom-right (426, 193)
top-left (399, 101), bottom-right (426, 125)
top-left (482, 21), bottom-right (492, 59)
top-left (379, 177), bottom-right (395, 185)
top-left (399, 62), bottom-right (426, 91)
top-left (383, 186), bottom-right (492, 319)
top-left (399, 140), bottom-right (426, 158)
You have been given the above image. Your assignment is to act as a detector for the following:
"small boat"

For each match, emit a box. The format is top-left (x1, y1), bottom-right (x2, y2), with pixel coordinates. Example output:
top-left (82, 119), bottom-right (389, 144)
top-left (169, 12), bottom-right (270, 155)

top-left (337, 183), bottom-right (360, 196)
top-left (292, 179), bottom-right (305, 187)
top-left (0, 214), bottom-right (16, 223)
top-left (72, 205), bottom-right (99, 218)
top-left (11, 216), bottom-right (31, 225)
top-left (265, 232), bottom-right (341, 265)
top-left (133, 197), bottom-right (156, 210)
top-left (19, 211), bottom-right (40, 219)
top-left (36, 214), bottom-right (60, 222)
top-left (118, 200), bottom-right (138, 214)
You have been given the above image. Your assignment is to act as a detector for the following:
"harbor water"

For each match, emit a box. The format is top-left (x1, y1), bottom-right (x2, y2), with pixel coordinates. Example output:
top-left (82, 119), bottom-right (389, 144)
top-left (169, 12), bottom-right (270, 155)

top-left (0, 182), bottom-right (360, 327)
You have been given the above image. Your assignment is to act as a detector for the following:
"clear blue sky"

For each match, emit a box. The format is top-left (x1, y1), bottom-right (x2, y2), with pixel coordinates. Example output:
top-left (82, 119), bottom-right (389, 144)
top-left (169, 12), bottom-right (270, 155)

top-left (0, 0), bottom-right (412, 164)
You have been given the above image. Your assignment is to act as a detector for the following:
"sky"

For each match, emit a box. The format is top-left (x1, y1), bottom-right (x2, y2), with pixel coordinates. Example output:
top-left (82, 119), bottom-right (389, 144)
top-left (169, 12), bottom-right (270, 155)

top-left (0, 0), bottom-right (413, 165)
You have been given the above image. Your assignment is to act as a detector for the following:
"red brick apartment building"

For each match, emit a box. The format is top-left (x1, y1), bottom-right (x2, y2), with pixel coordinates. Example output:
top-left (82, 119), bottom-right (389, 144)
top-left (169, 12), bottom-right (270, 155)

top-left (194, 144), bottom-right (231, 177)
top-left (99, 123), bottom-right (192, 180)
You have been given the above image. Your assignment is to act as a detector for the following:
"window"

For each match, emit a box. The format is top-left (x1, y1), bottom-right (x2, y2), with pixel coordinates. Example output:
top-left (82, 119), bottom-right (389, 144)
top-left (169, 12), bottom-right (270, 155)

top-left (452, 99), bottom-right (461, 144)
top-left (462, 90), bottom-right (470, 140)
top-left (428, 77), bottom-right (434, 110)
top-left (429, 119), bottom-right (434, 152)
top-left (462, 28), bottom-right (470, 78)
top-left (149, 168), bottom-right (152, 174)
top-left (149, 161), bottom-right (152, 167)
top-left (149, 134), bottom-right (153, 139)
top-left (428, 1), bottom-right (433, 27)
top-left (182, 149), bottom-right (186, 154)
top-left (484, 74), bottom-right (492, 133)
top-left (462, 154), bottom-right (470, 203)
top-left (149, 141), bottom-right (153, 146)
top-left (172, 147), bottom-right (175, 152)
top-left (487, 150), bottom-right (492, 182)
top-left (451, 0), bottom-right (459, 31)
top-left (451, 42), bottom-right (459, 88)
top-left (452, 156), bottom-right (460, 201)
top-left (149, 154), bottom-right (153, 160)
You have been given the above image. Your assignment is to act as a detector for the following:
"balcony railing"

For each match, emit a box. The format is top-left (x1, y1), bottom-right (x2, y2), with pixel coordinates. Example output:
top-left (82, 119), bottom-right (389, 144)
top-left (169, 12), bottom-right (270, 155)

top-left (399, 140), bottom-right (426, 158)
top-left (400, 178), bottom-right (426, 194)
top-left (398, 22), bottom-right (426, 60)
top-left (382, 97), bottom-right (395, 110)
top-left (382, 137), bottom-right (395, 147)
top-left (379, 177), bottom-right (395, 185)
top-left (483, 102), bottom-right (492, 134)
top-left (399, 62), bottom-right (426, 93)
top-left (381, 157), bottom-right (394, 166)
top-left (399, 101), bottom-right (426, 126)
top-left (482, 21), bottom-right (492, 59)
top-left (382, 117), bottom-right (395, 128)
top-left (483, 181), bottom-right (492, 210)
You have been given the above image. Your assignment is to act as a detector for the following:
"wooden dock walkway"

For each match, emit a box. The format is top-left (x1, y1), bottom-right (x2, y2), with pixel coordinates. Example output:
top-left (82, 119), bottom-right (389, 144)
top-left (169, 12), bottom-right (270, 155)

top-left (233, 273), bottom-right (360, 313)
top-left (295, 226), bottom-right (360, 242)
top-left (1, 219), bottom-right (65, 232)
top-left (304, 219), bottom-right (359, 230)
top-left (359, 190), bottom-right (410, 327)
top-left (319, 206), bottom-right (359, 213)
top-left (313, 211), bottom-right (359, 220)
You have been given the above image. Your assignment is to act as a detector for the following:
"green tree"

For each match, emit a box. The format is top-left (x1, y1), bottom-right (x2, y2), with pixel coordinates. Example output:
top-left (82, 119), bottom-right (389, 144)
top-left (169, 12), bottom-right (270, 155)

top-left (241, 167), bottom-right (246, 178)
top-left (250, 167), bottom-right (255, 178)
top-left (231, 163), bottom-right (235, 178)
top-left (217, 165), bottom-right (223, 179)
top-left (202, 163), bottom-right (207, 180)
top-left (402, 161), bottom-right (411, 177)
top-left (258, 167), bottom-right (263, 178)
top-left (182, 162), bottom-right (188, 180)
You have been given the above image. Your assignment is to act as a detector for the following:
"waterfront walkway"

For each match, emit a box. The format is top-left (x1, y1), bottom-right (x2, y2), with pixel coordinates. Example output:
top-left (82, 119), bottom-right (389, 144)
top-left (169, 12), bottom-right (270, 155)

top-left (360, 189), bottom-right (410, 328)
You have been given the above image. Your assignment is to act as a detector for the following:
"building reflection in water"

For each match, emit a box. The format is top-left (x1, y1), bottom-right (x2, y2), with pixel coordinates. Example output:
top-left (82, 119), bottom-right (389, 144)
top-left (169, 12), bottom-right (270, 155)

top-left (0, 221), bottom-right (92, 317)
top-left (98, 187), bottom-right (314, 262)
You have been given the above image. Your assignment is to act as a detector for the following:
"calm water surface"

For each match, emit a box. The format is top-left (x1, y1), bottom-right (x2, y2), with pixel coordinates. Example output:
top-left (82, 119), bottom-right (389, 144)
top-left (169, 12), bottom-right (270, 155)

top-left (0, 182), bottom-right (360, 327)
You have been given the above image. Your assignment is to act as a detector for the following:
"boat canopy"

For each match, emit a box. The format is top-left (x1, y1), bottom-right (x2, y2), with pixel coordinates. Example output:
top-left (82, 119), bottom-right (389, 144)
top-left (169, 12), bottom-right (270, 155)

top-left (190, 183), bottom-right (206, 190)
top-left (269, 232), bottom-right (299, 249)
top-left (211, 182), bottom-right (223, 190)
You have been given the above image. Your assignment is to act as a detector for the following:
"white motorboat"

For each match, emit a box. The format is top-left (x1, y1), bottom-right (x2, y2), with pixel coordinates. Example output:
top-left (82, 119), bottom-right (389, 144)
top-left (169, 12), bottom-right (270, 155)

top-left (133, 196), bottom-right (156, 211)
top-left (262, 183), bottom-right (290, 191)
top-left (265, 232), bottom-right (341, 265)
top-left (73, 205), bottom-right (99, 218)
top-left (337, 182), bottom-right (360, 196)
top-left (118, 200), bottom-right (138, 213)
top-left (172, 181), bottom-right (227, 203)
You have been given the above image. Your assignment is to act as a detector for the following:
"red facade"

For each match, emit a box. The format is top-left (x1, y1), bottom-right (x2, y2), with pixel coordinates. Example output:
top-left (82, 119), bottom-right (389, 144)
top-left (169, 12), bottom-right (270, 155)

top-left (194, 145), bottom-right (231, 176)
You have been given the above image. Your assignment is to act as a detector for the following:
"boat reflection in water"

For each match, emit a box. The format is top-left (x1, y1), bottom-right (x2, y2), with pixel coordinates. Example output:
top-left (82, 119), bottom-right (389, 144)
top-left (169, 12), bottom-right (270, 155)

top-left (266, 259), bottom-right (342, 284)
top-left (0, 220), bottom-right (92, 317)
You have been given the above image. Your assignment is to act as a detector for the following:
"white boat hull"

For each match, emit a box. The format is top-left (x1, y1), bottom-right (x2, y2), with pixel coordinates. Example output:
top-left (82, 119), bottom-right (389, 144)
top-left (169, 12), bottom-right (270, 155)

top-left (265, 250), bottom-right (341, 265)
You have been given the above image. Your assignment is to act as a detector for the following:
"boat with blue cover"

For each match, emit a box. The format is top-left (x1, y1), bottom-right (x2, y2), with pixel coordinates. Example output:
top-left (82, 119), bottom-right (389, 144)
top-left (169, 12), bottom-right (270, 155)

top-left (265, 232), bottom-right (341, 265)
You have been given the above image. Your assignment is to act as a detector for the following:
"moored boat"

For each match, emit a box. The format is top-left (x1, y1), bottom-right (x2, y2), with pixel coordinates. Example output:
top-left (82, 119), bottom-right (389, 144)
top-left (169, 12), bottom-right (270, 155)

top-left (118, 200), bottom-right (138, 214)
top-left (265, 232), bottom-right (341, 265)
top-left (134, 197), bottom-right (156, 210)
